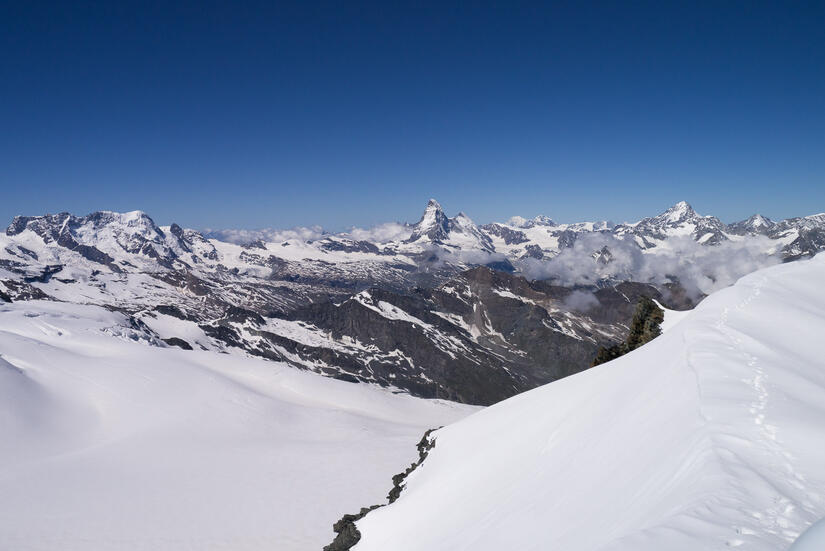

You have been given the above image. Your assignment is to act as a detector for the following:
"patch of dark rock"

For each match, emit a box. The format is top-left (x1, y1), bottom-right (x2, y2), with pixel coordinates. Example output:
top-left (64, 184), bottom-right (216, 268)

top-left (23, 264), bottom-right (64, 283)
top-left (323, 505), bottom-right (383, 551)
top-left (323, 428), bottom-right (439, 551)
top-left (0, 289), bottom-right (11, 302)
top-left (154, 304), bottom-right (199, 322)
top-left (0, 280), bottom-right (51, 301)
top-left (485, 259), bottom-right (515, 273)
top-left (222, 306), bottom-right (265, 325)
top-left (331, 372), bottom-right (361, 384)
top-left (592, 296), bottom-right (664, 366)
top-left (162, 337), bottom-right (193, 350)
top-left (522, 243), bottom-right (545, 259)
top-left (387, 428), bottom-right (437, 503)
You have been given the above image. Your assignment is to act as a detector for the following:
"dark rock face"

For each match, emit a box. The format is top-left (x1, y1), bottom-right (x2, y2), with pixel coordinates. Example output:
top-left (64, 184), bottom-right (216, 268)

top-left (557, 229), bottom-right (578, 249)
top-left (319, 238), bottom-right (382, 254)
top-left (481, 223), bottom-right (529, 245)
top-left (783, 227), bottom-right (825, 261)
top-left (522, 244), bottom-right (545, 259)
top-left (22, 264), bottom-right (64, 283)
top-left (387, 428), bottom-right (437, 504)
top-left (162, 337), bottom-right (193, 350)
top-left (188, 266), bottom-right (676, 406)
top-left (323, 505), bottom-right (382, 551)
top-left (592, 296), bottom-right (664, 366)
top-left (0, 280), bottom-right (51, 301)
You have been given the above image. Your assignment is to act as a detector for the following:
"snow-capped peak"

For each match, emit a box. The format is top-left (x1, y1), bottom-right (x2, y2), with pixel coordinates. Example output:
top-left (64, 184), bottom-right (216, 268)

top-left (728, 213), bottom-right (777, 235)
top-left (743, 214), bottom-right (773, 229)
top-left (407, 199), bottom-right (451, 242)
top-left (659, 200), bottom-right (698, 224)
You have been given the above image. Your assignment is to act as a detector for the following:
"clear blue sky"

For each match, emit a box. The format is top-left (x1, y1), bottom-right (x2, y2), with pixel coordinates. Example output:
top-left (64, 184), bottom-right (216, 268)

top-left (2, 1), bottom-right (823, 230)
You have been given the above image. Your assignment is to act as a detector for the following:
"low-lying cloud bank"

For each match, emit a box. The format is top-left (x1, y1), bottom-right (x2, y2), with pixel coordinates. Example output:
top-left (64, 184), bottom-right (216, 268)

top-left (206, 223), bottom-right (782, 301)
top-left (204, 222), bottom-right (411, 245)
top-left (518, 233), bottom-right (782, 299)
top-left (204, 226), bottom-right (326, 244)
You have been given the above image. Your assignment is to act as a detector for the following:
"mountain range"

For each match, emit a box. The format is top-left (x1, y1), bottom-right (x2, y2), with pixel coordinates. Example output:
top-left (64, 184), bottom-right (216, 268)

top-left (2, 200), bottom-right (824, 404)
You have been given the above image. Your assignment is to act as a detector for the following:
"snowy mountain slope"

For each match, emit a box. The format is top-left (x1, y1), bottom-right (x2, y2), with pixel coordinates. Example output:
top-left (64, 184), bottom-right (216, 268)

top-left (351, 253), bottom-right (825, 551)
top-left (0, 300), bottom-right (477, 551)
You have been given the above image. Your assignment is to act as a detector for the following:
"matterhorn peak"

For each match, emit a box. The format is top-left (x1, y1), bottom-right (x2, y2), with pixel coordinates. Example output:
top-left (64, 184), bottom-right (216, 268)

top-left (407, 198), bottom-right (450, 242)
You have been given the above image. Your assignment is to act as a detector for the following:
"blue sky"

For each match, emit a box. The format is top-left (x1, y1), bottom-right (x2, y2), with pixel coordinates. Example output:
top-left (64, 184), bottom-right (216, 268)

top-left (1, 1), bottom-right (823, 230)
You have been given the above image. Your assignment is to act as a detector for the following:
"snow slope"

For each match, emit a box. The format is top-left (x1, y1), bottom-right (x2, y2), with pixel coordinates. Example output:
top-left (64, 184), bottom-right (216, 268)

top-left (0, 301), bottom-right (477, 551)
top-left (354, 254), bottom-right (825, 550)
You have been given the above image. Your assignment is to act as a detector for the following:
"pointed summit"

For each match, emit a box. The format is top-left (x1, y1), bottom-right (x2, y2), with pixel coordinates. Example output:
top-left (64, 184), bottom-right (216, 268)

top-left (408, 199), bottom-right (450, 242)
top-left (743, 214), bottom-right (774, 229)
top-left (729, 213), bottom-right (775, 235)
top-left (658, 201), bottom-right (698, 224)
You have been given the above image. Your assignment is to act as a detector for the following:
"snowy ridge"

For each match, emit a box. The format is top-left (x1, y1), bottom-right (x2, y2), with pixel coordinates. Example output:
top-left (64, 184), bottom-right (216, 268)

top-left (352, 254), bottom-right (825, 550)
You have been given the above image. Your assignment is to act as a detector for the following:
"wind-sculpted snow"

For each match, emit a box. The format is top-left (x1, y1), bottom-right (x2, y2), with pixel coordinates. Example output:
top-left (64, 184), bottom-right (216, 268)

top-left (0, 301), bottom-right (477, 550)
top-left (352, 254), bottom-right (825, 550)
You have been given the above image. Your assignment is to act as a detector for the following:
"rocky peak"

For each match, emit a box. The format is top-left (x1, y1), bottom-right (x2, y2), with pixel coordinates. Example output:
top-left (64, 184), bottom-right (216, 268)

top-left (657, 201), bottom-right (699, 225)
top-left (407, 199), bottom-right (451, 242)
top-left (728, 214), bottom-right (775, 235)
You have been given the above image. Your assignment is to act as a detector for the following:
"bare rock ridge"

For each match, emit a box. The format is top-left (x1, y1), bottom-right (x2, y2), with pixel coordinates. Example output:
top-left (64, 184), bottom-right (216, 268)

top-left (323, 428), bottom-right (439, 551)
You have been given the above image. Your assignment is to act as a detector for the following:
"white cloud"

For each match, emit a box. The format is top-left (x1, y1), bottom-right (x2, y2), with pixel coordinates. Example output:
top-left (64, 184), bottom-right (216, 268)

top-left (518, 233), bottom-right (781, 299)
top-left (204, 226), bottom-right (326, 244)
top-left (343, 223), bottom-right (411, 243)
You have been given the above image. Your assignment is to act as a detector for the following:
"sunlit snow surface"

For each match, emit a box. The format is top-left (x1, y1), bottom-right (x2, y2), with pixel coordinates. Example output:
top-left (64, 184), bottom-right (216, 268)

top-left (355, 254), bottom-right (825, 551)
top-left (0, 302), bottom-right (477, 550)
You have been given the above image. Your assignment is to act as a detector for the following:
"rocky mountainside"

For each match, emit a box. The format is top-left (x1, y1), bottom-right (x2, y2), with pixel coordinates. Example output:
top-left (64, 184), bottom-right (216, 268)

top-left (1, 200), bottom-right (822, 404)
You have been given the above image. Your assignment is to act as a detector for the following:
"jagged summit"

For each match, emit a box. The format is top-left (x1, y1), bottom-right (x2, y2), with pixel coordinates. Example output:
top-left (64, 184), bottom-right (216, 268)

top-left (407, 198), bottom-right (451, 242)
top-left (7, 210), bottom-right (158, 236)
top-left (657, 200), bottom-right (699, 224)
top-left (3, 209), bottom-right (217, 272)
top-left (405, 200), bottom-right (493, 251)
top-left (729, 213), bottom-right (775, 235)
